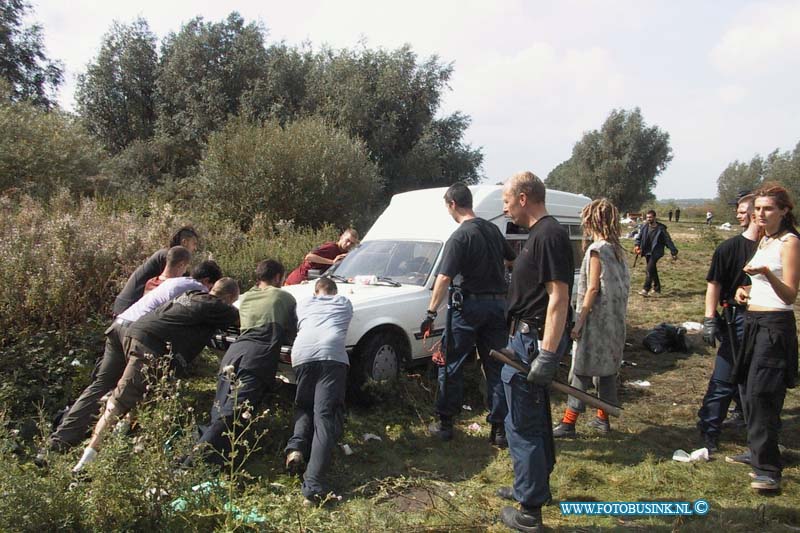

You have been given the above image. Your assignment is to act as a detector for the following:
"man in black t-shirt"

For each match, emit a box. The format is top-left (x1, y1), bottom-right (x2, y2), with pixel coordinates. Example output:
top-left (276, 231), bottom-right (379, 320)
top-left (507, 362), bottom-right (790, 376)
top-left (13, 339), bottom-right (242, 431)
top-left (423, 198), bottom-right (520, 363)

top-left (495, 171), bottom-right (573, 533)
top-left (420, 183), bottom-right (516, 445)
top-left (697, 194), bottom-right (758, 453)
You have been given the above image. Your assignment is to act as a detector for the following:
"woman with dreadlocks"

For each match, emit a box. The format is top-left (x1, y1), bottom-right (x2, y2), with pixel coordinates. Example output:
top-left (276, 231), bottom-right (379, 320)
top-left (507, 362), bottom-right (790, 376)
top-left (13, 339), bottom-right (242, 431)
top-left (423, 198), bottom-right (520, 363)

top-left (553, 199), bottom-right (630, 438)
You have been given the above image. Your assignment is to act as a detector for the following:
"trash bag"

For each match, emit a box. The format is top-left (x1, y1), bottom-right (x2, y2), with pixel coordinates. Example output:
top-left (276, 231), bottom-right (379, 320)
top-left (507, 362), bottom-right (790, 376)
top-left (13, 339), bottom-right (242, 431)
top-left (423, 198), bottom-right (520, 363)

top-left (643, 323), bottom-right (689, 354)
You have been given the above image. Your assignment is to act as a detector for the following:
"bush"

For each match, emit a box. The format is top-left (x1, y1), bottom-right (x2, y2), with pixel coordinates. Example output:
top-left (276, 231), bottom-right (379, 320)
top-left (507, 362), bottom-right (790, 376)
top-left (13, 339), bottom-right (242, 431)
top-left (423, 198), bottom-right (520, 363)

top-left (0, 99), bottom-right (105, 198)
top-left (196, 116), bottom-right (383, 229)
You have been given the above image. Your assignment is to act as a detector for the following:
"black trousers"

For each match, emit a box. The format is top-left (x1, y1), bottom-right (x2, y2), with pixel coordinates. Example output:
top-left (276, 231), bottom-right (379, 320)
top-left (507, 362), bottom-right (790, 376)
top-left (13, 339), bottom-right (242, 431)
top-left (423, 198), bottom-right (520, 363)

top-left (737, 311), bottom-right (797, 479)
top-left (198, 367), bottom-right (267, 465)
top-left (643, 255), bottom-right (661, 292)
top-left (285, 361), bottom-right (348, 499)
top-left (49, 321), bottom-right (128, 447)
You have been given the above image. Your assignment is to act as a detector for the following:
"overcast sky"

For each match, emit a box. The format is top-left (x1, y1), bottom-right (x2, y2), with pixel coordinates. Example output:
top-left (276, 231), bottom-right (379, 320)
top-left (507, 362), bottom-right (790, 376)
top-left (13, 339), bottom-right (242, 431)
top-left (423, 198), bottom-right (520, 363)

top-left (34, 0), bottom-right (800, 199)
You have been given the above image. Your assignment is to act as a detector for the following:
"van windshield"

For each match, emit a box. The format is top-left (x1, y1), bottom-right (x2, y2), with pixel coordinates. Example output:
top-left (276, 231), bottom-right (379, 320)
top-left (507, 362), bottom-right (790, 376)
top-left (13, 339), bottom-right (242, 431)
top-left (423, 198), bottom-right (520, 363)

top-left (331, 240), bottom-right (442, 286)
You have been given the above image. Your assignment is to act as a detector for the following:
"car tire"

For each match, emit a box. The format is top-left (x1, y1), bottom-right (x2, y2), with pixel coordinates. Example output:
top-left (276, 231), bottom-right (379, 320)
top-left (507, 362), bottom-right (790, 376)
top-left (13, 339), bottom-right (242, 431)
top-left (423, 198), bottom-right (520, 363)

top-left (348, 331), bottom-right (403, 404)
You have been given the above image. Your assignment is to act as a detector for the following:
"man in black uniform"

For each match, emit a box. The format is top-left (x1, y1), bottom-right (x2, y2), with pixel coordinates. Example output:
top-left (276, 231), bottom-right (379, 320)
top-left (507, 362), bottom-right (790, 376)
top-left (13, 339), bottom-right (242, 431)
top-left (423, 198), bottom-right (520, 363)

top-left (496, 171), bottom-right (573, 532)
top-left (634, 210), bottom-right (678, 296)
top-left (420, 183), bottom-right (516, 445)
top-left (697, 193), bottom-right (758, 452)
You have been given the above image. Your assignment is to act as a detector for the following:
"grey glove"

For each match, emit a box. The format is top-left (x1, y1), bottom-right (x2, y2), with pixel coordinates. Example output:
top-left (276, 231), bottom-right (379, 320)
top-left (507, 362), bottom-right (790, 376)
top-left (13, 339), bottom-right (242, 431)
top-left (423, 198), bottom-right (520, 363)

top-left (702, 317), bottom-right (717, 348)
top-left (526, 348), bottom-right (560, 385)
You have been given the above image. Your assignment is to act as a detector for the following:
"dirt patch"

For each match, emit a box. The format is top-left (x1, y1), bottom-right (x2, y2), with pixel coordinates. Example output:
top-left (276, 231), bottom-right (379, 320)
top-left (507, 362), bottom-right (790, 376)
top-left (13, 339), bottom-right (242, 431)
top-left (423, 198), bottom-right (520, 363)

top-left (386, 486), bottom-right (436, 512)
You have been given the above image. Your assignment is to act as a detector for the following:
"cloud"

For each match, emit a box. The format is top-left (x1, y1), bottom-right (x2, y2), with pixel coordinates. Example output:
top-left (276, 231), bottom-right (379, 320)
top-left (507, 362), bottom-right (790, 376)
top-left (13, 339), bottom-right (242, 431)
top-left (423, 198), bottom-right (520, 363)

top-left (710, 1), bottom-right (800, 76)
top-left (717, 84), bottom-right (748, 104)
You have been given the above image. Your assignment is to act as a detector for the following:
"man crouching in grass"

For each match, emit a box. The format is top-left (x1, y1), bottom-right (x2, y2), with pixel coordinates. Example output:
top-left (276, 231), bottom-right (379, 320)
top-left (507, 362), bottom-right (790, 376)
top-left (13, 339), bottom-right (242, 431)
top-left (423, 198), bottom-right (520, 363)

top-left (284, 277), bottom-right (353, 505)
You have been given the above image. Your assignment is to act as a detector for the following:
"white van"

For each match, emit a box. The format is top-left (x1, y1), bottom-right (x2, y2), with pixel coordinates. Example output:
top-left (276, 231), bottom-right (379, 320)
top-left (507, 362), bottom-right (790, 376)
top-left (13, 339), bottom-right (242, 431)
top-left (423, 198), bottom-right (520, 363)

top-left (216, 184), bottom-right (589, 390)
top-left (216, 185), bottom-right (590, 387)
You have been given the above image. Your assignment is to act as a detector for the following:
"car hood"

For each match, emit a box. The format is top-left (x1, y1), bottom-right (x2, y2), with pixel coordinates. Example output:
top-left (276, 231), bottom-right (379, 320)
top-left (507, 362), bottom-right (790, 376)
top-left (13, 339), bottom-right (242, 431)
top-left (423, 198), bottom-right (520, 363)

top-left (280, 281), bottom-right (424, 307)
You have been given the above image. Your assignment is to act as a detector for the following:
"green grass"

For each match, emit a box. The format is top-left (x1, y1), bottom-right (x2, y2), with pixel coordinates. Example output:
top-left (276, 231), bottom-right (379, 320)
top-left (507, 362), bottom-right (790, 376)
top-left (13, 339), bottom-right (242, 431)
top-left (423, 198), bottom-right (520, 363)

top-left (2, 220), bottom-right (799, 531)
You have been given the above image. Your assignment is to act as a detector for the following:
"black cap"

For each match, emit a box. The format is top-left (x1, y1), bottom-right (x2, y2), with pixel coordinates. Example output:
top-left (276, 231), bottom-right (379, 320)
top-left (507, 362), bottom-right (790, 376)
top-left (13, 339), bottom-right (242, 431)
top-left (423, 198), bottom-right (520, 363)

top-left (729, 189), bottom-right (751, 206)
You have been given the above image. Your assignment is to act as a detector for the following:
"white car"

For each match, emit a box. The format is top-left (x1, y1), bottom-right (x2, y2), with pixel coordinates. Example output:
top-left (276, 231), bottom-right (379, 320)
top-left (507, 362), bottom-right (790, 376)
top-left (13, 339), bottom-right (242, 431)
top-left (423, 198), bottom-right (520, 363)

top-left (216, 184), bottom-right (589, 392)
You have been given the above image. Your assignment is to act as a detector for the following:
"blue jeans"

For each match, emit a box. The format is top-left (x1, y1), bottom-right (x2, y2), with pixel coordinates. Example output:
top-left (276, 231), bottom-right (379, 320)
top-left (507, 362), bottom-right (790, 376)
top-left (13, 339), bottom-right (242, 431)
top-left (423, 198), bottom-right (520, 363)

top-left (436, 298), bottom-right (508, 424)
top-left (502, 329), bottom-right (569, 509)
top-left (697, 309), bottom-right (744, 437)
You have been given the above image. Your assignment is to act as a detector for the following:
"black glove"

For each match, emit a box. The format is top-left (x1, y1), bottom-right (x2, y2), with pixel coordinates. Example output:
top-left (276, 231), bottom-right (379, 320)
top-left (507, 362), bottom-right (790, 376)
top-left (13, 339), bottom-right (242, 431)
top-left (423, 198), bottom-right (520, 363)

top-left (702, 317), bottom-right (717, 348)
top-left (420, 310), bottom-right (437, 337)
top-left (527, 348), bottom-right (560, 385)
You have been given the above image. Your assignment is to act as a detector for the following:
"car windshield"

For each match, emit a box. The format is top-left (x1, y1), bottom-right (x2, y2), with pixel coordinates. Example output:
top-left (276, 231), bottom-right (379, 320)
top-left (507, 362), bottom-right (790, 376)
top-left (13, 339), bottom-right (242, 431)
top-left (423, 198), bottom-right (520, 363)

top-left (331, 240), bottom-right (442, 286)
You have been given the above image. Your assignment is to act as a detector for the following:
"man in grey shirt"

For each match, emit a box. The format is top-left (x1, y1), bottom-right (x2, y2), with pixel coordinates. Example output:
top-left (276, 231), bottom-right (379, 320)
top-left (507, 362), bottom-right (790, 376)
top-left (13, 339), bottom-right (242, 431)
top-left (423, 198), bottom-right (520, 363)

top-left (284, 277), bottom-right (353, 504)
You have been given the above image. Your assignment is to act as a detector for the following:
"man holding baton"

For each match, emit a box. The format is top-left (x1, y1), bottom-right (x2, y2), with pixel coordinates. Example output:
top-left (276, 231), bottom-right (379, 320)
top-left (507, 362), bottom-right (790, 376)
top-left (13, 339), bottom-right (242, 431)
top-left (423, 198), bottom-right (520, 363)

top-left (496, 171), bottom-right (573, 532)
top-left (696, 192), bottom-right (758, 453)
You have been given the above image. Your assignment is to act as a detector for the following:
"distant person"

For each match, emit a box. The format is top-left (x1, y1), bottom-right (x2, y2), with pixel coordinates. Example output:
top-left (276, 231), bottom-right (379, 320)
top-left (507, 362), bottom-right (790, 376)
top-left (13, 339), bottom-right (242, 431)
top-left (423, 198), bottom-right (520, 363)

top-left (554, 199), bottom-right (630, 438)
top-left (668, 209), bottom-right (673, 222)
top-left (284, 229), bottom-right (360, 285)
top-left (696, 193), bottom-right (757, 454)
top-left (706, 211), bottom-right (714, 225)
top-left (729, 184), bottom-right (800, 492)
top-left (634, 210), bottom-right (678, 296)
top-left (285, 277), bottom-right (353, 505)
top-left (675, 207), bottom-right (681, 222)
top-left (72, 278), bottom-right (240, 473)
top-left (191, 260), bottom-right (297, 466)
top-left (113, 226), bottom-right (200, 315)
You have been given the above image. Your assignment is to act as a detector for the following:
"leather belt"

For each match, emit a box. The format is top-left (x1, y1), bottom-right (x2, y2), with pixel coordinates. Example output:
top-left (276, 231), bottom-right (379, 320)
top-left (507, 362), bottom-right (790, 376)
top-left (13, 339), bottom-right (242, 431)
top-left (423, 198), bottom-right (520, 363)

top-left (508, 316), bottom-right (542, 337)
top-left (463, 293), bottom-right (506, 301)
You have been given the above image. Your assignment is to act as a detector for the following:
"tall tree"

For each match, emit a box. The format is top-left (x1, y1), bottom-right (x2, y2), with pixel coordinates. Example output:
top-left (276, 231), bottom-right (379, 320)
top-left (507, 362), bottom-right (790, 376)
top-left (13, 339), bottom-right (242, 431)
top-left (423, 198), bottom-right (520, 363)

top-left (155, 12), bottom-right (269, 173)
top-left (392, 112), bottom-right (483, 190)
top-left (76, 18), bottom-right (158, 154)
top-left (0, 0), bottom-right (62, 108)
top-left (305, 45), bottom-right (464, 199)
top-left (716, 156), bottom-right (764, 206)
top-left (545, 108), bottom-right (672, 211)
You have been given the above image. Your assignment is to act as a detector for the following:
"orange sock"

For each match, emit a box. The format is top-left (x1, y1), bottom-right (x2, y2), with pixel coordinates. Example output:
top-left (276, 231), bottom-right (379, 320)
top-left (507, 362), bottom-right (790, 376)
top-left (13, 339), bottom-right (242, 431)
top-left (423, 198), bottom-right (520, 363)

top-left (597, 409), bottom-right (608, 421)
top-left (562, 408), bottom-right (579, 425)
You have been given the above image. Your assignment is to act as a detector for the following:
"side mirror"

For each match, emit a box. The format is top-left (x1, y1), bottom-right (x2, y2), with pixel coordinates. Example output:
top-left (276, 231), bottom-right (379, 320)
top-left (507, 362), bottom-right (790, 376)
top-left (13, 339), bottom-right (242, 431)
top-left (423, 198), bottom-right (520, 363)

top-left (308, 269), bottom-right (322, 280)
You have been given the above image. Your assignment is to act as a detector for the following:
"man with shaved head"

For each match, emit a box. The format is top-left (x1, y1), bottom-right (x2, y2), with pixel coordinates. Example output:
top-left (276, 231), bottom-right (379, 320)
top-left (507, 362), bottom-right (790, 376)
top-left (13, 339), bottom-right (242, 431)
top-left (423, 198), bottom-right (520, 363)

top-left (497, 171), bottom-right (574, 532)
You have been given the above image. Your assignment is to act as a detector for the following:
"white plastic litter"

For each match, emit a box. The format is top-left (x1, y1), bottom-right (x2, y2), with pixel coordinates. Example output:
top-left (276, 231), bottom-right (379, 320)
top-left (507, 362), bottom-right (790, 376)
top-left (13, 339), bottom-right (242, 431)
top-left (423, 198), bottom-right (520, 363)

top-left (672, 448), bottom-right (710, 462)
top-left (354, 275), bottom-right (378, 285)
top-left (681, 321), bottom-right (704, 332)
top-left (362, 433), bottom-right (382, 442)
top-left (70, 359), bottom-right (82, 367)
top-left (341, 444), bottom-right (354, 455)
top-left (467, 422), bottom-right (481, 432)
top-left (628, 380), bottom-right (651, 388)
top-left (718, 222), bottom-right (732, 231)
top-left (462, 404), bottom-right (472, 411)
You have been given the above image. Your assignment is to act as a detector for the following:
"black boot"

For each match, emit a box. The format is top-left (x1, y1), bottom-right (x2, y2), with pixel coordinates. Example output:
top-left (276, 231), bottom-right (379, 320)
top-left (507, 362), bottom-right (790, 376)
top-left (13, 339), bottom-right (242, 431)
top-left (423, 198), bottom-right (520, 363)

top-left (428, 417), bottom-right (454, 441)
top-left (490, 423), bottom-right (508, 448)
top-left (500, 505), bottom-right (543, 532)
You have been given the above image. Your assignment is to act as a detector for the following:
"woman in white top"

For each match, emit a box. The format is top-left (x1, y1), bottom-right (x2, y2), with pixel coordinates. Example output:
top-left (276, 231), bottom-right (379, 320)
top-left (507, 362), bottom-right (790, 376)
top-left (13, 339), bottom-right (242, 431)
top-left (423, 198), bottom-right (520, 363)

top-left (731, 184), bottom-right (800, 491)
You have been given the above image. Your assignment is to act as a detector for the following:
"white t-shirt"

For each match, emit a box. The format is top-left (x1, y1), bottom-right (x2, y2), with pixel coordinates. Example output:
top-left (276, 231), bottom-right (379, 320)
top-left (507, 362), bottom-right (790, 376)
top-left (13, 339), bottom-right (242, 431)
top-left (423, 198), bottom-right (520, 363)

top-left (117, 276), bottom-right (206, 322)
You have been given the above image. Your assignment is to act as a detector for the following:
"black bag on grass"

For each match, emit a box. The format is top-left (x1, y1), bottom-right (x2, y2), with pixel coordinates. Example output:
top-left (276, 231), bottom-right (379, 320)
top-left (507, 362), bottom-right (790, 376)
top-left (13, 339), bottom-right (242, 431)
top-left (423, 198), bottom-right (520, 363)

top-left (643, 323), bottom-right (689, 354)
